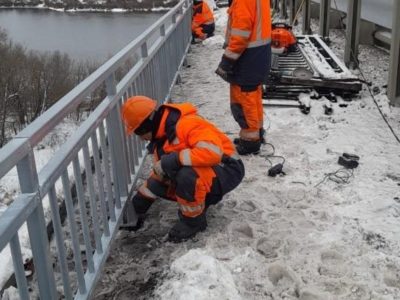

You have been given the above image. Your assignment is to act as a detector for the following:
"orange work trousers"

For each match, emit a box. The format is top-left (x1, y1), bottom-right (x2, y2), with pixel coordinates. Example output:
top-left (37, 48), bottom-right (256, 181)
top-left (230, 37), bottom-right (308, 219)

top-left (230, 84), bottom-right (263, 141)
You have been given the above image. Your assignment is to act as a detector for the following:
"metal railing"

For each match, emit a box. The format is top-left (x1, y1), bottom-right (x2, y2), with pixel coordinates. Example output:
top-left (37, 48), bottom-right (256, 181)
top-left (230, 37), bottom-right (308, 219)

top-left (0, 0), bottom-right (191, 298)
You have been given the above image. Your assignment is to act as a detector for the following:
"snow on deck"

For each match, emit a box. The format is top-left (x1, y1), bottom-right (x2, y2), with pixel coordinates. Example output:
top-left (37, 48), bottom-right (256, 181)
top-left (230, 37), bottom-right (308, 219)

top-left (92, 9), bottom-right (400, 300)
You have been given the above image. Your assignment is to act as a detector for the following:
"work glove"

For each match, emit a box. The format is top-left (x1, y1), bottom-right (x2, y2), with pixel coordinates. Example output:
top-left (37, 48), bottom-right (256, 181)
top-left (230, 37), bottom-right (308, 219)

top-left (215, 55), bottom-right (235, 82)
top-left (160, 152), bottom-right (181, 179)
top-left (153, 160), bottom-right (165, 178)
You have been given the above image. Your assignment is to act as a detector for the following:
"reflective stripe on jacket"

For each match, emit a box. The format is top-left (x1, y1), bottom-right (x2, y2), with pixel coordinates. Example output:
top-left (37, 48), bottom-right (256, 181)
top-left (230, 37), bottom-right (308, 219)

top-left (225, 0), bottom-right (272, 86)
top-left (153, 103), bottom-right (237, 167)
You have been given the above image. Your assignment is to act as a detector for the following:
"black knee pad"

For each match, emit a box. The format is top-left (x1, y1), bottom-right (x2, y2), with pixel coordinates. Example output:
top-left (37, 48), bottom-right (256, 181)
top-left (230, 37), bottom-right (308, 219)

top-left (175, 167), bottom-right (197, 202)
top-left (147, 177), bottom-right (168, 198)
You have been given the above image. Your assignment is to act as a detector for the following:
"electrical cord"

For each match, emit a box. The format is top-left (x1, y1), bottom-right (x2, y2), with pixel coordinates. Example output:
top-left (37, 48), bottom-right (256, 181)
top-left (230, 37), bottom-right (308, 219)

top-left (314, 168), bottom-right (354, 187)
top-left (259, 116), bottom-right (287, 176)
top-left (259, 143), bottom-right (286, 166)
top-left (332, 0), bottom-right (400, 145)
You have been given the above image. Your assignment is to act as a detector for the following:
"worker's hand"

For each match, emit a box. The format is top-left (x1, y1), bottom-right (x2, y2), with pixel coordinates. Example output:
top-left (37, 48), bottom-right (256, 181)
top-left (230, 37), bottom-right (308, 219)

top-left (215, 55), bottom-right (235, 82)
top-left (161, 152), bottom-right (181, 179)
top-left (153, 161), bottom-right (165, 178)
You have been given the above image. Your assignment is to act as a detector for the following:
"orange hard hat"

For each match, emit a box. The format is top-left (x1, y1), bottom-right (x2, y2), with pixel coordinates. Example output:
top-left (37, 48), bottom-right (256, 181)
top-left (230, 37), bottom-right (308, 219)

top-left (121, 96), bottom-right (157, 135)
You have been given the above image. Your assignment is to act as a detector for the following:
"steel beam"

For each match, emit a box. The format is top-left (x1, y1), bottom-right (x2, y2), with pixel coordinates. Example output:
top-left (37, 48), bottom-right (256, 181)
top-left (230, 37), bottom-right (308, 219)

top-left (280, 0), bottom-right (288, 19)
top-left (344, 0), bottom-right (361, 69)
top-left (302, 0), bottom-right (312, 34)
top-left (388, 0), bottom-right (400, 106)
top-left (319, 0), bottom-right (331, 39)
top-left (289, 0), bottom-right (297, 25)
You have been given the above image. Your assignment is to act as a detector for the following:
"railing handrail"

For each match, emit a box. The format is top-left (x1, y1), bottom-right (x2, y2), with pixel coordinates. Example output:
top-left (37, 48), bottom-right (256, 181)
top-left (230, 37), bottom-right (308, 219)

top-left (0, 0), bottom-right (187, 179)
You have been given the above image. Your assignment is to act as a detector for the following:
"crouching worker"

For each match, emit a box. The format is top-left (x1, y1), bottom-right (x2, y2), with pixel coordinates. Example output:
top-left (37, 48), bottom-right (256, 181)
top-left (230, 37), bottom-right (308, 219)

top-left (121, 96), bottom-right (245, 242)
top-left (192, 0), bottom-right (215, 43)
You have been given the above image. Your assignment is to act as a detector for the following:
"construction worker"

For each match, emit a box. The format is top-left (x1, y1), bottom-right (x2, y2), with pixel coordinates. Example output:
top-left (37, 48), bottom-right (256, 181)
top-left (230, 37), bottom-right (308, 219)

top-left (121, 96), bottom-right (245, 242)
top-left (215, 0), bottom-right (272, 155)
top-left (192, 0), bottom-right (215, 43)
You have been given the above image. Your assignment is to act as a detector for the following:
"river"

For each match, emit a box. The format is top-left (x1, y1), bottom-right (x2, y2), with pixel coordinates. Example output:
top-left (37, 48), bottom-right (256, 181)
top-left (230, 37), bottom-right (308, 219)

top-left (0, 9), bottom-right (163, 63)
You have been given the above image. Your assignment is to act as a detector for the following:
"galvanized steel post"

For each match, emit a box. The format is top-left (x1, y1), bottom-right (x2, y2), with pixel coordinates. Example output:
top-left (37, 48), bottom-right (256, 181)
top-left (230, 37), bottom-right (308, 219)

top-left (319, 0), bottom-right (331, 39)
top-left (106, 74), bottom-right (128, 200)
top-left (16, 151), bottom-right (58, 300)
top-left (344, 0), bottom-right (361, 69)
top-left (388, 0), bottom-right (400, 106)
top-left (302, 0), bottom-right (312, 34)
top-left (289, 0), bottom-right (297, 25)
top-left (280, 0), bottom-right (288, 19)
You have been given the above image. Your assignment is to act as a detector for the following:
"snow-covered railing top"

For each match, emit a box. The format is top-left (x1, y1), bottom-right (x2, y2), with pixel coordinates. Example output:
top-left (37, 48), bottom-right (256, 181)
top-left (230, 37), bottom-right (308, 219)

top-left (0, 0), bottom-right (191, 298)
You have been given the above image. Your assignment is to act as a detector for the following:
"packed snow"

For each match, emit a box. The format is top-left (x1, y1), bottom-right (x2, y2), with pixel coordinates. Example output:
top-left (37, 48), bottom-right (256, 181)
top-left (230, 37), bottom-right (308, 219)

top-left (93, 7), bottom-right (400, 300)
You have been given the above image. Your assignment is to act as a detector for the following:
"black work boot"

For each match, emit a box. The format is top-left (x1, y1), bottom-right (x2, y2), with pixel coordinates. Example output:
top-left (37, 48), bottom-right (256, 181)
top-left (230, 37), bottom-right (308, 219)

top-left (168, 212), bottom-right (207, 243)
top-left (132, 193), bottom-right (154, 214)
top-left (234, 128), bottom-right (266, 145)
top-left (236, 139), bottom-right (261, 155)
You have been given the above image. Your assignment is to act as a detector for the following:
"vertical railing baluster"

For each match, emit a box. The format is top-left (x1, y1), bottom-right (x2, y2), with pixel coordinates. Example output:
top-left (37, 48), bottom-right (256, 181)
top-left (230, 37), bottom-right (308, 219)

top-left (17, 151), bottom-right (58, 300)
top-left (119, 95), bottom-right (132, 185)
top-left (91, 133), bottom-right (110, 237)
top-left (99, 123), bottom-right (116, 222)
top-left (106, 73), bottom-right (128, 206)
top-left (126, 131), bottom-right (136, 175)
top-left (61, 170), bottom-right (86, 295)
top-left (10, 234), bottom-right (30, 300)
top-left (82, 144), bottom-right (103, 254)
top-left (72, 156), bottom-right (95, 273)
top-left (105, 116), bottom-right (121, 209)
top-left (48, 186), bottom-right (72, 300)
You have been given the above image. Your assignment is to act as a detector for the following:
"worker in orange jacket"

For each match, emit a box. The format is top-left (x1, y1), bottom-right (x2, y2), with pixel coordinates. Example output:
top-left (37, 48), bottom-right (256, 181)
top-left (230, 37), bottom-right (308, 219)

top-left (216, 0), bottom-right (272, 155)
top-left (121, 96), bottom-right (244, 242)
top-left (192, 0), bottom-right (215, 43)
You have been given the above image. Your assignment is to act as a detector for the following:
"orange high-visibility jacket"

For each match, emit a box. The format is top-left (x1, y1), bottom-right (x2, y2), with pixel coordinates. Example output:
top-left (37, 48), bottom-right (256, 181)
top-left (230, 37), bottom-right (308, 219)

top-left (224, 0), bottom-right (272, 86)
top-left (151, 103), bottom-right (237, 167)
top-left (192, 1), bottom-right (214, 32)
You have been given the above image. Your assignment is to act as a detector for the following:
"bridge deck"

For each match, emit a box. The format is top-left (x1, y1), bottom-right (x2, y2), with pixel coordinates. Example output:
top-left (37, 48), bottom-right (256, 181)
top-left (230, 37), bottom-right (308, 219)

top-left (93, 8), bottom-right (400, 299)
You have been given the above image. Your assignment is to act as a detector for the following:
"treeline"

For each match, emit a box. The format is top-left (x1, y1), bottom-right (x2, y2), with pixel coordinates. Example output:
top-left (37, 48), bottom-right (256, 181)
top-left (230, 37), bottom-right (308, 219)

top-left (0, 0), bottom-right (177, 11)
top-left (0, 28), bottom-right (99, 146)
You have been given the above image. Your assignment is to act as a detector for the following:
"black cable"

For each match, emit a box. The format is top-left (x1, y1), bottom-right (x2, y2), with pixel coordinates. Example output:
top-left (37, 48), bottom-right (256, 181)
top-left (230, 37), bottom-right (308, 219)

top-left (315, 168), bottom-right (354, 187)
top-left (260, 118), bottom-right (286, 170)
top-left (332, 0), bottom-right (400, 145)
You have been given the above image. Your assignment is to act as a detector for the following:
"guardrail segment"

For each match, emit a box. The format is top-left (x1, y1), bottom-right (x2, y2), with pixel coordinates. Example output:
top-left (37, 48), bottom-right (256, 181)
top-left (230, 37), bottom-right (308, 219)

top-left (0, 0), bottom-right (191, 298)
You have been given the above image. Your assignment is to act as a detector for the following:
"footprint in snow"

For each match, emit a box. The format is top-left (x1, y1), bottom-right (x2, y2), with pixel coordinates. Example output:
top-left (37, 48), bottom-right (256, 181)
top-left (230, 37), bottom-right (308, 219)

top-left (318, 250), bottom-right (348, 278)
top-left (383, 264), bottom-right (400, 289)
top-left (256, 237), bottom-right (281, 259)
top-left (267, 263), bottom-right (300, 294)
top-left (230, 222), bottom-right (254, 239)
top-left (237, 200), bottom-right (257, 212)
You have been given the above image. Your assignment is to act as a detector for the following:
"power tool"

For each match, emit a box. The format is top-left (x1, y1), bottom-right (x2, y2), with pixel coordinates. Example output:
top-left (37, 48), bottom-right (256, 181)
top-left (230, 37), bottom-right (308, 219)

top-left (271, 23), bottom-right (297, 54)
